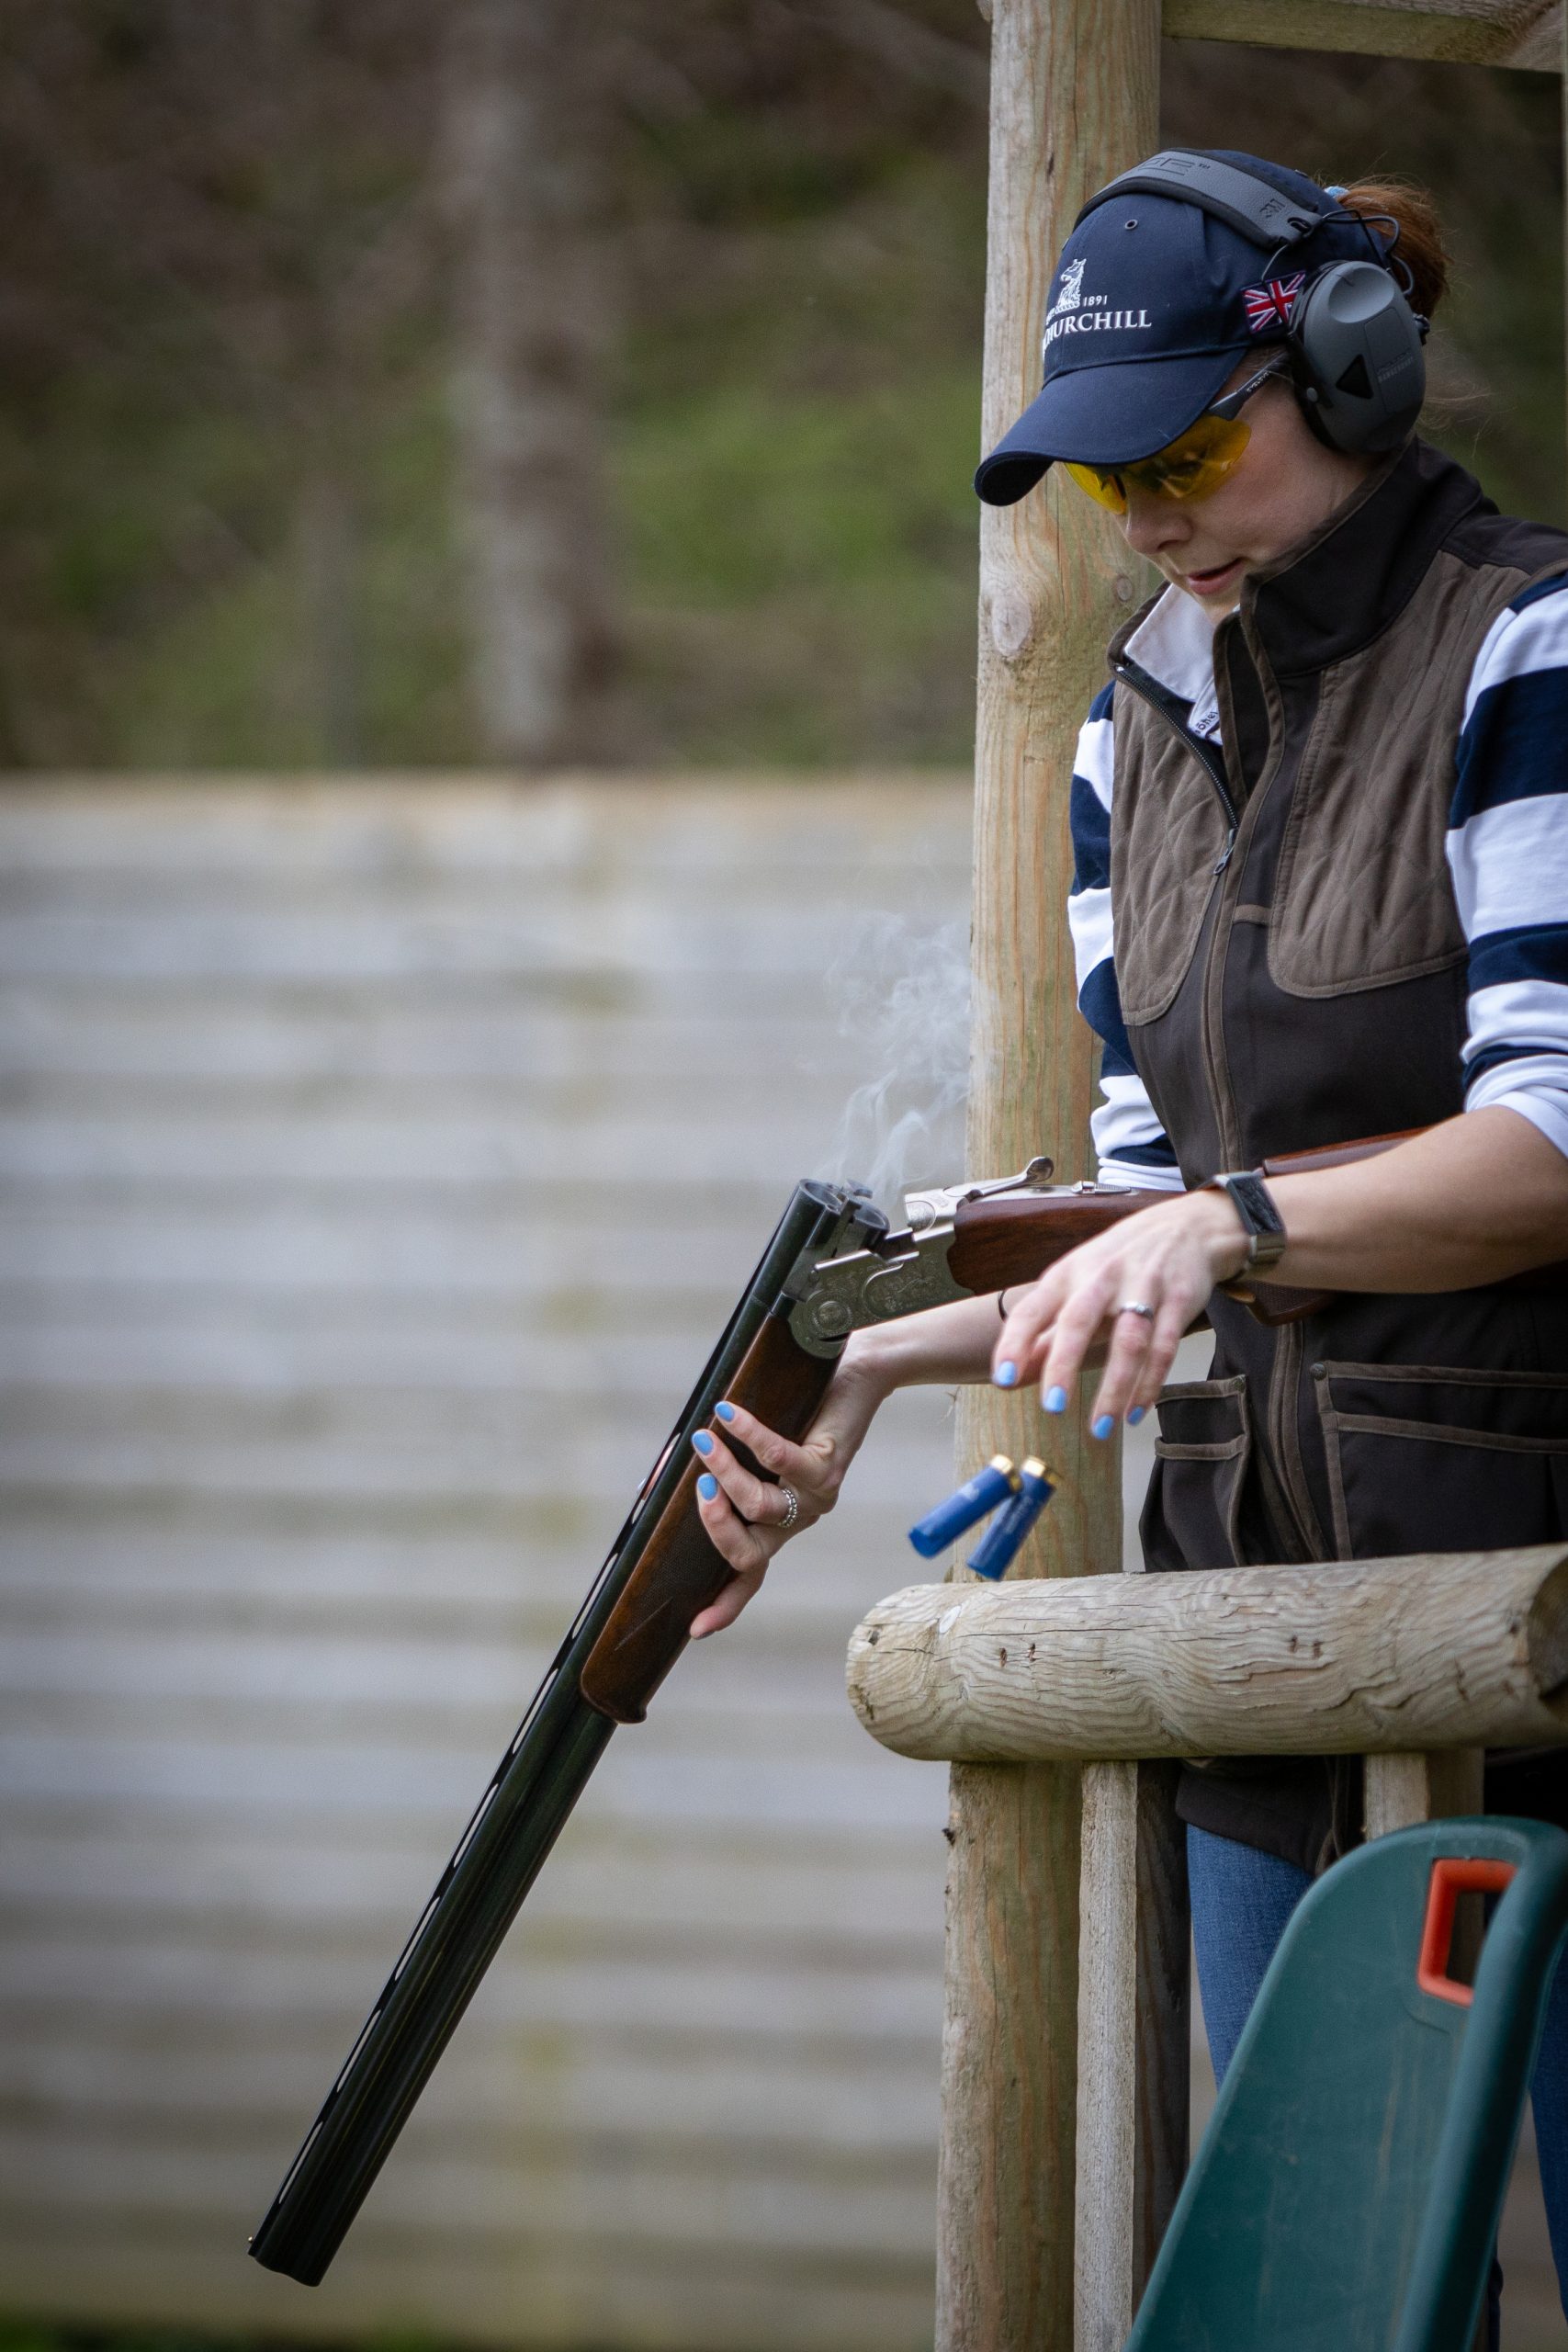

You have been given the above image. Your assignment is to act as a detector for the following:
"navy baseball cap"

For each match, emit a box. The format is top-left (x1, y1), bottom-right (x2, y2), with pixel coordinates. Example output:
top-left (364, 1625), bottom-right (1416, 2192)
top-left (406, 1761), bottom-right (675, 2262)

top-left (976, 150), bottom-right (1385, 506)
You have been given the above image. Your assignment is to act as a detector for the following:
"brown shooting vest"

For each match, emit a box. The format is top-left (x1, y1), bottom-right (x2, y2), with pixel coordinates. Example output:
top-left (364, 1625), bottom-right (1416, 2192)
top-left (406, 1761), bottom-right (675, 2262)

top-left (1106, 437), bottom-right (1568, 1872)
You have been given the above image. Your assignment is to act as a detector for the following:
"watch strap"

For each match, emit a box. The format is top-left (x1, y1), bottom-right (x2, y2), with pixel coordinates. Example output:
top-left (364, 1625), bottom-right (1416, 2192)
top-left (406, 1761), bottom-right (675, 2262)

top-left (1208, 1168), bottom-right (1288, 1272)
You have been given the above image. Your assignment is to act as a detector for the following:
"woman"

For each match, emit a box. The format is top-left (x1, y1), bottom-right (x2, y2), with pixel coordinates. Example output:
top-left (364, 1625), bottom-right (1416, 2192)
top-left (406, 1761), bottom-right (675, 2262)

top-left (684, 152), bottom-right (1568, 2324)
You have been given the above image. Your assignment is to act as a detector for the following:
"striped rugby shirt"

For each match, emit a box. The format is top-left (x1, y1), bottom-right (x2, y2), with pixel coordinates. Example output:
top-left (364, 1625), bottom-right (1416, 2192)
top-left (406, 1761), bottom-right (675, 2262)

top-left (1068, 574), bottom-right (1568, 1189)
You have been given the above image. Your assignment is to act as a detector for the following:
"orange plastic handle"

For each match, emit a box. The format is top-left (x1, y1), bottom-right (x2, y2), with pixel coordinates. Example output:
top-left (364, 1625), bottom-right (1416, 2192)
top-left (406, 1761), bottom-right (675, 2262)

top-left (1416, 1857), bottom-right (1517, 2007)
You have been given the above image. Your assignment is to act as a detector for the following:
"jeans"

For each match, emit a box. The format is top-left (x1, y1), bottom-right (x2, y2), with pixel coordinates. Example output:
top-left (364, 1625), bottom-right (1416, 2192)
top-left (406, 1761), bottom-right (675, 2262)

top-left (1188, 1824), bottom-right (1568, 2344)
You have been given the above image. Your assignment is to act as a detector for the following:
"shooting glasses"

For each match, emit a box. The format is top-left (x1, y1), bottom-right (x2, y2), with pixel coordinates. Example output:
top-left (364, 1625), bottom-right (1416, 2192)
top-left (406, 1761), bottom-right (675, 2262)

top-left (1062, 350), bottom-right (1292, 514)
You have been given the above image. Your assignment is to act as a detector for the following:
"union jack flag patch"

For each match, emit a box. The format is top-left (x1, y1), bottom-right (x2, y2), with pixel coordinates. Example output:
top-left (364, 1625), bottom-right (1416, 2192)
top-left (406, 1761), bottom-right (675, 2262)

top-left (1243, 273), bottom-right (1305, 332)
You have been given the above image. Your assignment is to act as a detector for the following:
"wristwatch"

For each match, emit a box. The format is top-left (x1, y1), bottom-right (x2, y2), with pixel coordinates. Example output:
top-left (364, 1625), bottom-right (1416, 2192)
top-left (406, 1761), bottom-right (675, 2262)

top-left (1204, 1168), bottom-right (1288, 1272)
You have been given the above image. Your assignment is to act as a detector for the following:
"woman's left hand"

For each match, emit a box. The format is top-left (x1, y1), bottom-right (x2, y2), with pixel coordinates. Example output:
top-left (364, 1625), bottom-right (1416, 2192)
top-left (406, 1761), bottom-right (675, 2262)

top-left (993, 1189), bottom-right (1250, 1431)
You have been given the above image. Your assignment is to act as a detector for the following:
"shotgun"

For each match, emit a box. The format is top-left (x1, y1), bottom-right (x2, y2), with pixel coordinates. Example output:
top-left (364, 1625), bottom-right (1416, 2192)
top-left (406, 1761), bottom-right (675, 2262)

top-left (250, 1125), bottom-right (1549, 2283)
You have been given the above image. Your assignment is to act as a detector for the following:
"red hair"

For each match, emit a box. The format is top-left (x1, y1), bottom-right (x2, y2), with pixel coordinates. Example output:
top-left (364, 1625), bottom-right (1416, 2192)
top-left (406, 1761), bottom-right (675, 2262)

top-left (1330, 177), bottom-right (1450, 319)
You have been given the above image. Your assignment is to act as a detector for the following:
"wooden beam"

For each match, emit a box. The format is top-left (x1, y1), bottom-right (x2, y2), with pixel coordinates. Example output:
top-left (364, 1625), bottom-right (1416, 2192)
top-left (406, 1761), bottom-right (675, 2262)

top-left (946, 2), bottom-right (1158, 2346)
top-left (1164, 0), bottom-right (1563, 70)
top-left (848, 1544), bottom-right (1568, 1762)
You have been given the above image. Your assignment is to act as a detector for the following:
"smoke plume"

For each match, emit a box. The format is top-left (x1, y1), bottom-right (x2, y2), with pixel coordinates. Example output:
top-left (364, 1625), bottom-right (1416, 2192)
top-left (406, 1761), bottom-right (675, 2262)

top-left (819, 913), bottom-right (971, 1214)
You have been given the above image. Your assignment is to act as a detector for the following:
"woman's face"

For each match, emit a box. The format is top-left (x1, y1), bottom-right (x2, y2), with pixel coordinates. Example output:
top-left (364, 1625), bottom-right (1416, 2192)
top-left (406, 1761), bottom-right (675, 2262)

top-left (1117, 357), bottom-right (1378, 620)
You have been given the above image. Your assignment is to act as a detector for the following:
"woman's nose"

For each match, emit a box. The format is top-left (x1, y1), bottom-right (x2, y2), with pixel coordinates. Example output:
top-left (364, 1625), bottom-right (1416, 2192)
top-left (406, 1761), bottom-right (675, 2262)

top-left (1121, 484), bottom-right (1188, 559)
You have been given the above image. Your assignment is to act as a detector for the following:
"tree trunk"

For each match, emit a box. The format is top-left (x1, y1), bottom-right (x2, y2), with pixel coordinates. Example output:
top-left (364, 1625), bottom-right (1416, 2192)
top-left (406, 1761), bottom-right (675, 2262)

top-left (440, 0), bottom-right (617, 769)
top-left (296, 457), bottom-right (361, 766)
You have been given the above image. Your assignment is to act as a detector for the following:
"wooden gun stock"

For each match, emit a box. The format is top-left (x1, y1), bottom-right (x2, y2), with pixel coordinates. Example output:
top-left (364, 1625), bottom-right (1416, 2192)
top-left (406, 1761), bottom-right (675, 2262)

top-left (946, 1182), bottom-right (1328, 1322)
top-left (947, 1187), bottom-right (1152, 1295)
top-left (946, 1127), bottom-right (1565, 1329)
top-left (579, 1310), bottom-right (836, 1723)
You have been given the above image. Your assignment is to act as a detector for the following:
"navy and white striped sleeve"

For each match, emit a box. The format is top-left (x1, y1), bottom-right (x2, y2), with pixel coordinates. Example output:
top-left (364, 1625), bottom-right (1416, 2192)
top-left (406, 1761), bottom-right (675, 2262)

top-left (1066, 684), bottom-right (1184, 1192)
top-left (1447, 574), bottom-right (1568, 1163)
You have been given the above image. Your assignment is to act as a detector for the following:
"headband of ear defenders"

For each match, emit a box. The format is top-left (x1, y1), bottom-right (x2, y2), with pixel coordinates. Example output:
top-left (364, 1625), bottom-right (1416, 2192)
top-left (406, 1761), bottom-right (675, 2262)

top-left (1075, 150), bottom-right (1333, 251)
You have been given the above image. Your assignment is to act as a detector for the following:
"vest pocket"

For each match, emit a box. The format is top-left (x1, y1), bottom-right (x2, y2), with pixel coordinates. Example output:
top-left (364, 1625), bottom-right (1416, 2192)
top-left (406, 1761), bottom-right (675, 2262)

top-left (1314, 1361), bottom-right (1568, 1560)
top-left (1140, 1374), bottom-right (1250, 1573)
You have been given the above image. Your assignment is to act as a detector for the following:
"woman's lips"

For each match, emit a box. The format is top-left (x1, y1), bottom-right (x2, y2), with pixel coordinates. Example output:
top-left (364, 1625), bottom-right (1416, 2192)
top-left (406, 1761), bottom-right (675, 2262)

top-left (1182, 558), bottom-right (1243, 594)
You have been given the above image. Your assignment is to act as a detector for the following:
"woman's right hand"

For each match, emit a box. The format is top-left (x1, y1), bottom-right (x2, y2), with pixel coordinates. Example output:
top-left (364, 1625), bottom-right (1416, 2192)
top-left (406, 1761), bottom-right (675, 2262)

top-left (688, 1334), bottom-right (892, 1638)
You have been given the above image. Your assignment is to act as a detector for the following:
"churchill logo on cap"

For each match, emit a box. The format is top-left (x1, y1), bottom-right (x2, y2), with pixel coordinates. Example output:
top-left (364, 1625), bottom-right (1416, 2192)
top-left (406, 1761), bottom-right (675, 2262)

top-left (1049, 256), bottom-right (1087, 317)
top-left (1042, 254), bottom-right (1154, 360)
top-left (1043, 300), bottom-right (1155, 356)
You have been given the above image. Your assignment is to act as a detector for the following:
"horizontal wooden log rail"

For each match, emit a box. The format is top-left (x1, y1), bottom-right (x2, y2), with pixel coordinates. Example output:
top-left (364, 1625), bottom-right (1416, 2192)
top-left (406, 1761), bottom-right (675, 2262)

top-left (848, 1544), bottom-right (1568, 1766)
top-left (1165, 0), bottom-right (1564, 72)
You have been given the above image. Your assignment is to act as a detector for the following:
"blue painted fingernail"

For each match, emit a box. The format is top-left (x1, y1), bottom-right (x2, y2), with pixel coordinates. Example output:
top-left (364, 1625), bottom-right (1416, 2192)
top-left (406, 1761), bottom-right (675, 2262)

top-left (994, 1361), bottom-right (1018, 1388)
top-left (692, 1430), bottom-right (714, 1455)
top-left (1091, 1415), bottom-right (1114, 1440)
top-left (1044, 1386), bottom-right (1067, 1414)
top-left (697, 1473), bottom-right (718, 1501)
top-left (1127, 1406), bottom-right (1145, 1426)
top-left (715, 1402), bottom-right (736, 1422)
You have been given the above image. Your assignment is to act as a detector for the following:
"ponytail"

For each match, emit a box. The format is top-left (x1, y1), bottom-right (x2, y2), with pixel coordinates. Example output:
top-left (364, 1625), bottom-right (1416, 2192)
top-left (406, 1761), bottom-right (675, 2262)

top-left (1329, 176), bottom-right (1450, 320)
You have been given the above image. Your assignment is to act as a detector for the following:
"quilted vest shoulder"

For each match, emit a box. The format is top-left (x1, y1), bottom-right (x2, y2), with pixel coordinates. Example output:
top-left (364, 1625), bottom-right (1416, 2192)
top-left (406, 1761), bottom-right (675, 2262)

top-left (1267, 545), bottom-right (1544, 998)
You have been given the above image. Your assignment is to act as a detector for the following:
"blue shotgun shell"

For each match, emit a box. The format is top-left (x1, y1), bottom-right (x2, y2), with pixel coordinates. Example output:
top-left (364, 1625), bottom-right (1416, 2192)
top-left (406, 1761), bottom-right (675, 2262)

top-left (965, 1457), bottom-right (1057, 1580)
top-left (908, 1455), bottom-right (1019, 1558)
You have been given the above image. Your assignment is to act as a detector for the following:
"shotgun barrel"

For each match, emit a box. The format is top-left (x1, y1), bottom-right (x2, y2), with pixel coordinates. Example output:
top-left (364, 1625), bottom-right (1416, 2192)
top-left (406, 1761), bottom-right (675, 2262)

top-left (248, 1177), bottom-right (885, 2285)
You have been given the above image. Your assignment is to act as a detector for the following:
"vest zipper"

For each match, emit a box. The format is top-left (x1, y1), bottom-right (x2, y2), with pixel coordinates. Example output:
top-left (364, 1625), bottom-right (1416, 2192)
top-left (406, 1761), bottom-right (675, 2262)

top-left (1112, 638), bottom-right (1328, 1563)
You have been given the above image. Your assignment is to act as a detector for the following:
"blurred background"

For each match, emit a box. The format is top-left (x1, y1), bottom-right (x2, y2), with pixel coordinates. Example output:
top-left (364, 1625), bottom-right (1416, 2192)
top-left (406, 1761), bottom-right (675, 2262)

top-left (0, 3), bottom-right (1561, 776)
top-left (0, 8), bottom-right (1564, 2352)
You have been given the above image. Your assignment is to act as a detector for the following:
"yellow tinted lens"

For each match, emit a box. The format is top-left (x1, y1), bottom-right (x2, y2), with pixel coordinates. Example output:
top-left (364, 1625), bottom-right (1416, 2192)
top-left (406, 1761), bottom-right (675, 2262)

top-left (1063, 414), bottom-right (1251, 511)
top-left (1134, 414), bottom-right (1251, 503)
top-left (1062, 460), bottom-right (1127, 514)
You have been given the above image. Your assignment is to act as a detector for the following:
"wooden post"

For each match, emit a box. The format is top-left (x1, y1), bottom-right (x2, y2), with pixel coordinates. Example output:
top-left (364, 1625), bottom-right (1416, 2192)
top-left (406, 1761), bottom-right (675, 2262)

top-left (1364, 1750), bottom-right (1486, 1838)
top-left (1073, 1759), bottom-right (1189, 2352)
top-left (945, 6), bottom-right (1160, 2347)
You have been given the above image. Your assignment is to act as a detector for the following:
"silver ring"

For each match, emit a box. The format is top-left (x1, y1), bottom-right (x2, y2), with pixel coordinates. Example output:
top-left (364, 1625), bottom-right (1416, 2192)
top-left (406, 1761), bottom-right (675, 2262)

top-left (775, 1483), bottom-right (800, 1532)
top-left (1117, 1299), bottom-right (1156, 1323)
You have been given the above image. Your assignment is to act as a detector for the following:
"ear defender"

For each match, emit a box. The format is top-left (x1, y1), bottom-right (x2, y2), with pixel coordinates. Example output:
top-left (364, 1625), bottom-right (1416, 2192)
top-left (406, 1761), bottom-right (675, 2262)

top-left (1288, 257), bottom-right (1427, 457)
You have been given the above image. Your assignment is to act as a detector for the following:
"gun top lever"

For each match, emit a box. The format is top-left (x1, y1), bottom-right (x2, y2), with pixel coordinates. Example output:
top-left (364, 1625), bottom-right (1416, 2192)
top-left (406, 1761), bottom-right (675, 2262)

top-left (903, 1155), bottom-right (1055, 1231)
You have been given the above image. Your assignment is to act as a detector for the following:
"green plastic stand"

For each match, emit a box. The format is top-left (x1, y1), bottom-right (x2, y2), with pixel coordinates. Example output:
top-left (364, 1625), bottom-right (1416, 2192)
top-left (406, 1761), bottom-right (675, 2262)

top-left (1125, 1817), bottom-right (1568, 2352)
